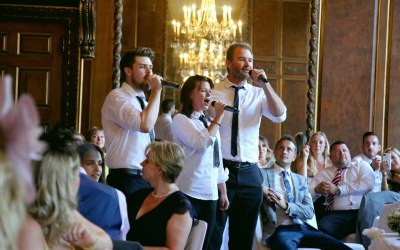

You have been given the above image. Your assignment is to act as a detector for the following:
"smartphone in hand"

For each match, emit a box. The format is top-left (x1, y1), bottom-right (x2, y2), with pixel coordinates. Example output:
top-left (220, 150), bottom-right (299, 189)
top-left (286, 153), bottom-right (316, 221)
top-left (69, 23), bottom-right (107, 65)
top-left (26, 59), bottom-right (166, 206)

top-left (382, 153), bottom-right (392, 172)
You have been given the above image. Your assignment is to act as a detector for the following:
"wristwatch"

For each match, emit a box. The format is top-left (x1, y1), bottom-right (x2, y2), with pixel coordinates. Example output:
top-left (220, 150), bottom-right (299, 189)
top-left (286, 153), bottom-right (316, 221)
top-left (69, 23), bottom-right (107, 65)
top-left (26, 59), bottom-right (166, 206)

top-left (335, 188), bottom-right (341, 196)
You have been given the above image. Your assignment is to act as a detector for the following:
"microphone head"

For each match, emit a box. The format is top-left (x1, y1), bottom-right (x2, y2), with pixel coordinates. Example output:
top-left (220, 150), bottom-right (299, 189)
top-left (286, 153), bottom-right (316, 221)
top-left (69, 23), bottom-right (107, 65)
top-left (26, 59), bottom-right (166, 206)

top-left (249, 69), bottom-right (253, 75)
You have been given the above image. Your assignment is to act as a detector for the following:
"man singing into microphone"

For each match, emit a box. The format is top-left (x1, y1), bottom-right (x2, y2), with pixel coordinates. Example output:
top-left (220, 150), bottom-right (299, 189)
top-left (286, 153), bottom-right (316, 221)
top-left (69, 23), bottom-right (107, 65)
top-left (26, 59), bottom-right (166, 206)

top-left (209, 43), bottom-right (287, 250)
top-left (102, 47), bottom-right (163, 196)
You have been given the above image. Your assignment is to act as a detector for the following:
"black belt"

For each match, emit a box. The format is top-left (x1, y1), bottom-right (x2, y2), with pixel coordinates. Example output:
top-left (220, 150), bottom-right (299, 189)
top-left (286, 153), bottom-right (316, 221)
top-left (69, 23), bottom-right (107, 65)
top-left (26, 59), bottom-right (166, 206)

top-left (223, 159), bottom-right (255, 169)
top-left (109, 168), bottom-right (142, 176)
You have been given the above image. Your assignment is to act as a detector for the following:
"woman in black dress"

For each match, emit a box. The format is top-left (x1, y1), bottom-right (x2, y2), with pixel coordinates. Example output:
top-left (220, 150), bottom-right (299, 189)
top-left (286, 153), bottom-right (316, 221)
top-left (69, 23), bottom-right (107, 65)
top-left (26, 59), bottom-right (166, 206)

top-left (126, 141), bottom-right (195, 249)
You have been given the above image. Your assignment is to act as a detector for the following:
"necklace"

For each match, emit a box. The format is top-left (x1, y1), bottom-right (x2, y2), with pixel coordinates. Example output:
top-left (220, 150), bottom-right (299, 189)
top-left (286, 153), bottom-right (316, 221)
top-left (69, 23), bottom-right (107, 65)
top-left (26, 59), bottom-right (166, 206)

top-left (151, 188), bottom-right (178, 199)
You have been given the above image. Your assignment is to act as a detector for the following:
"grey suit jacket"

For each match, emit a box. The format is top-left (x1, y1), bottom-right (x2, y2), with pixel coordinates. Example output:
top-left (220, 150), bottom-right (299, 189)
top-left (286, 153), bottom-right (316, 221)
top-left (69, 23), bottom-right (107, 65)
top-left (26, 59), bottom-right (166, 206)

top-left (260, 165), bottom-right (314, 245)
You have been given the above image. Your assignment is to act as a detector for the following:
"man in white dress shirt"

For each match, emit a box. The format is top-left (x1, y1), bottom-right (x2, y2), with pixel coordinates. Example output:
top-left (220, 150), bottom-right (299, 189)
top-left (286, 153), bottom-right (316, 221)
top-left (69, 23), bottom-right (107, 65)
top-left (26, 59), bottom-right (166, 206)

top-left (309, 141), bottom-right (375, 240)
top-left (352, 131), bottom-right (382, 192)
top-left (102, 47), bottom-right (163, 196)
top-left (209, 43), bottom-right (287, 250)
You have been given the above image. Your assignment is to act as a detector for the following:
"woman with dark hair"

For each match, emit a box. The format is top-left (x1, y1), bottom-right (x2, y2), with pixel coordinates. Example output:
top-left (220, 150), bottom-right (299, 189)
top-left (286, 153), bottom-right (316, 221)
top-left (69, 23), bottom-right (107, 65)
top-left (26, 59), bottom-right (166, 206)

top-left (88, 126), bottom-right (110, 179)
top-left (77, 143), bottom-right (106, 183)
top-left (171, 75), bottom-right (229, 250)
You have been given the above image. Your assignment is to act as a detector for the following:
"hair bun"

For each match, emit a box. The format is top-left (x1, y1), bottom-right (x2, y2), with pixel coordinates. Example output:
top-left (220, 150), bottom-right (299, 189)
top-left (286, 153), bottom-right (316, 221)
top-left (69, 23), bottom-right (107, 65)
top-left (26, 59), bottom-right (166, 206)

top-left (40, 125), bottom-right (76, 153)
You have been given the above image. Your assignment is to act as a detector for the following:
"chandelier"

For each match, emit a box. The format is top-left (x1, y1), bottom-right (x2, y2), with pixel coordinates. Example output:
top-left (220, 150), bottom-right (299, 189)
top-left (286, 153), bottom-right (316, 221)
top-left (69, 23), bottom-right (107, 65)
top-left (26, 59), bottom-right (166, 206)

top-left (171, 0), bottom-right (243, 83)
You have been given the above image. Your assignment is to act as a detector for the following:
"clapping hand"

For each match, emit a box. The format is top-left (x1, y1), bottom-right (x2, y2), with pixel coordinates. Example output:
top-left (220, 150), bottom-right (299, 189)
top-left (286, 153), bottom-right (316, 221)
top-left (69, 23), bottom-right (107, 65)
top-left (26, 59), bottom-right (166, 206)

top-left (265, 188), bottom-right (287, 210)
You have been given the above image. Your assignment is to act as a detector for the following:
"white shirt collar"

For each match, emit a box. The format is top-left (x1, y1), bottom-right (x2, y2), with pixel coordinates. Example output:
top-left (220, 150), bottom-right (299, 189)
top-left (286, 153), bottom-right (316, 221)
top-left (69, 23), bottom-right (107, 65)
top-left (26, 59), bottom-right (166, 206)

top-left (79, 166), bottom-right (87, 175)
top-left (190, 111), bottom-right (205, 119)
top-left (222, 78), bottom-right (249, 90)
top-left (273, 164), bottom-right (291, 176)
top-left (121, 82), bottom-right (145, 98)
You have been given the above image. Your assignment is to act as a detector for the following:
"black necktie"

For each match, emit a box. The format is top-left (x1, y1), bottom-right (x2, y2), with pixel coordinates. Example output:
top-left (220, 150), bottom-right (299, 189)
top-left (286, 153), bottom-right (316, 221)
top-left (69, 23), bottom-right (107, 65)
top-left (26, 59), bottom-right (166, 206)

top-left (199, 115), bottom-right (220, 168)
top-left (231, 86), bottom-right (244, 157)
top-left (136, 96), bottom-right (155, 142)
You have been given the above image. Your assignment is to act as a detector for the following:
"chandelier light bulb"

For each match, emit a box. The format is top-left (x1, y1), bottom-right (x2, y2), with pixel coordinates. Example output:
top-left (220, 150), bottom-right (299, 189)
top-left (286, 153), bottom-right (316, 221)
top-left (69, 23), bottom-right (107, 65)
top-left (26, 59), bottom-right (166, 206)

top-left (171, 0), bottom-right (244, 82)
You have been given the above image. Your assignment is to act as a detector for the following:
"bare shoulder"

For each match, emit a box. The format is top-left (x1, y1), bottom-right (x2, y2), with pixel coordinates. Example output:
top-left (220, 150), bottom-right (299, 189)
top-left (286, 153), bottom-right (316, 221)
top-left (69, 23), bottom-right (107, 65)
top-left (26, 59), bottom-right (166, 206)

top-left (19, 216), bottom-right (47, 249)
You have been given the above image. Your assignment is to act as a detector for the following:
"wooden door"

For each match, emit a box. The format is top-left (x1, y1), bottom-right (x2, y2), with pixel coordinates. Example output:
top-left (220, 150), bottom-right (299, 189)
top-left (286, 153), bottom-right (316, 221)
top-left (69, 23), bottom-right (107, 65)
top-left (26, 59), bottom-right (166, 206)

top-left (0, 4), bottom-right (80, 131)
top-left (0, 22), bottom-right (64, 129)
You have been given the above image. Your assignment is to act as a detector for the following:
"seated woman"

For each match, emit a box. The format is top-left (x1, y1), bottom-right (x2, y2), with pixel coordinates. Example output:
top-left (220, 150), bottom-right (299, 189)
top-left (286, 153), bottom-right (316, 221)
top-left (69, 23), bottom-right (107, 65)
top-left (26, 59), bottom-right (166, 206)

top-left (77, 143), bottom-right (105, 183)
top-left (77, 142), bottom-right (129, 240)
top-left (88, 126), bottom-right (109, 177)
top-left (88, 126), bottom-right (105, 151)
top-left (381, 147), bottom-right (400, 192)
top-left (294, 131), bottom-right (332, 178)
top-left (258, 135), bottom-right (275, 169)
top-left (0, 153), bottom-right (27, 250)
top-left (126, 141), bottom-right (194, 249)
top-left (28, 128), bottom-right (112, 249)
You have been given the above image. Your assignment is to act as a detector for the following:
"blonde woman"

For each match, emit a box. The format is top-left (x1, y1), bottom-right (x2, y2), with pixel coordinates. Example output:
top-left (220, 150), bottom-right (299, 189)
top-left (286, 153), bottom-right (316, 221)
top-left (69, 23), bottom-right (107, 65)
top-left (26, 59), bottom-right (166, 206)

top-left (381, 147), bottom-right (400, 192)
top-left (258, 135), bottom-right (274, 169)
top-left (29, 128), bottom-right (112, 249)
top-left (126, 141), bottom-right (194, 249)
top-left (295, 131), bottom-right (332, 178)
top-left (0, 154), bottom-right (26, 250)
top-left (89, 126), bottom-right (105, 151)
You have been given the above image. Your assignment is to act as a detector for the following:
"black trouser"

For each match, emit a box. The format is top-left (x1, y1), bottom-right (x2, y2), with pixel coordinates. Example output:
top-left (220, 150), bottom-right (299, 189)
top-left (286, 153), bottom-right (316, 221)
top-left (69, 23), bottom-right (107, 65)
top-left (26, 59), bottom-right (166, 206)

top-left (318, 209), bottom-right (359, 240)
top-left (185, 195), bottom-right (218, 250)
top-left (107, 168), bottom-right (150, 197)
top-left (209, 161), bottom-right (263, 250)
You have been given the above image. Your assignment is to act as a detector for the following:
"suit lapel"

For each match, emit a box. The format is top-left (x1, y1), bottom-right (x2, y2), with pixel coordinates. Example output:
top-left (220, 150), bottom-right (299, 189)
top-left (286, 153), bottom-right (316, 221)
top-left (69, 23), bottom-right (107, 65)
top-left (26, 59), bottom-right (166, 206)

top-left (266, 168), bottom-right (275, 189)
top-left (291, 173), bottom-right (300, 201)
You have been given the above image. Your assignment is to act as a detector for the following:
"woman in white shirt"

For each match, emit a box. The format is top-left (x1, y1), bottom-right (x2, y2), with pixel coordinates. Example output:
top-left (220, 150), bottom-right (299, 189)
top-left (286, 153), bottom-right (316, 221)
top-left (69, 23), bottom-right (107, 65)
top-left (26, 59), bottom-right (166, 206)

top-left (171, 75), bottom-right (229, 250)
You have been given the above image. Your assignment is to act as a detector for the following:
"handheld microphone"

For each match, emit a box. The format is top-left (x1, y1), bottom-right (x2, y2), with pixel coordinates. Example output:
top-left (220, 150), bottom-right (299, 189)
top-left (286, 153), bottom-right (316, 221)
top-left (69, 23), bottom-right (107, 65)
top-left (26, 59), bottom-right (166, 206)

top-left (161, 80), bottom-right (180, 89)
top-left (249, 70), bottom-right (269, 84)
top-left (211, 101), bottom-right (239, 113)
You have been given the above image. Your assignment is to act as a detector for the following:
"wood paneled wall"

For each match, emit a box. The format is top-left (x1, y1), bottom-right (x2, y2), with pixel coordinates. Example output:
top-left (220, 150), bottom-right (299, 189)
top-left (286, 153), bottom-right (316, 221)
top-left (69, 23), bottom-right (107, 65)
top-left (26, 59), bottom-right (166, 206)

top-left (319, 0), bottom-right (400, 154)
top-left (88, 0), bottom-right (115, 132)
top-left (252, 0), bottom-right (311, 146)
top-left (387, 0), bottom-right (400, 148)
top-left (1, 0), bottom-right (397, 153)
top-left (319, 0), bottom-right (376, 154)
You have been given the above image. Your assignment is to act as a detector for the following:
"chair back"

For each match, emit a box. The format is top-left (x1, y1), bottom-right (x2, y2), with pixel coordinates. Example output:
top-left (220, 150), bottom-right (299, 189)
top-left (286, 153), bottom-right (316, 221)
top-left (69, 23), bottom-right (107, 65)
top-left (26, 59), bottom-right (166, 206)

top-left (356, 190), bottom-right (400, 248)
top-left (377, 201), bottom-right (400, 232)
top-left (185, 220), bottom-right (207, 250)
top-left (112, 240), bottom-right (144, 250)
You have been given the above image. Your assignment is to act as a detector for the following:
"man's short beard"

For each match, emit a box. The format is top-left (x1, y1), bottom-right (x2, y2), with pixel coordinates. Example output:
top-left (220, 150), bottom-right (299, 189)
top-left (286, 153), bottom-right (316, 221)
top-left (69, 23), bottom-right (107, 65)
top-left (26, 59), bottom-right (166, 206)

top-left (364, 152), bottom-right (375, 159)
top-left (131, 79), bottom-right (148, 91)
top-left (231, 70), bottom-right (248, 82)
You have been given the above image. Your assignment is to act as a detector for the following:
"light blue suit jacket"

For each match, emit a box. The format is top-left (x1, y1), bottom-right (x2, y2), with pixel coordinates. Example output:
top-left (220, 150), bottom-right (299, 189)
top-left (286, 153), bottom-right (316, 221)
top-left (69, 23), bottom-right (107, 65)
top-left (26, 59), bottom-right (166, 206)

top-left (260, 165), bottom-right (314, 245)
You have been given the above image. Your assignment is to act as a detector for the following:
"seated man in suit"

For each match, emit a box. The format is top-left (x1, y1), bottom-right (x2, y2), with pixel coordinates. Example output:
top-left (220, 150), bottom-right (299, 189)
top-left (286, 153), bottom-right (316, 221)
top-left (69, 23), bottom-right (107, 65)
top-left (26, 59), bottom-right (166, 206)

top-left (260, 135), bottom-right (351, 249)
top-left (77, 143), bottom-right (129, 240)
top-left (309, 140), bottom-right (375, 240)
